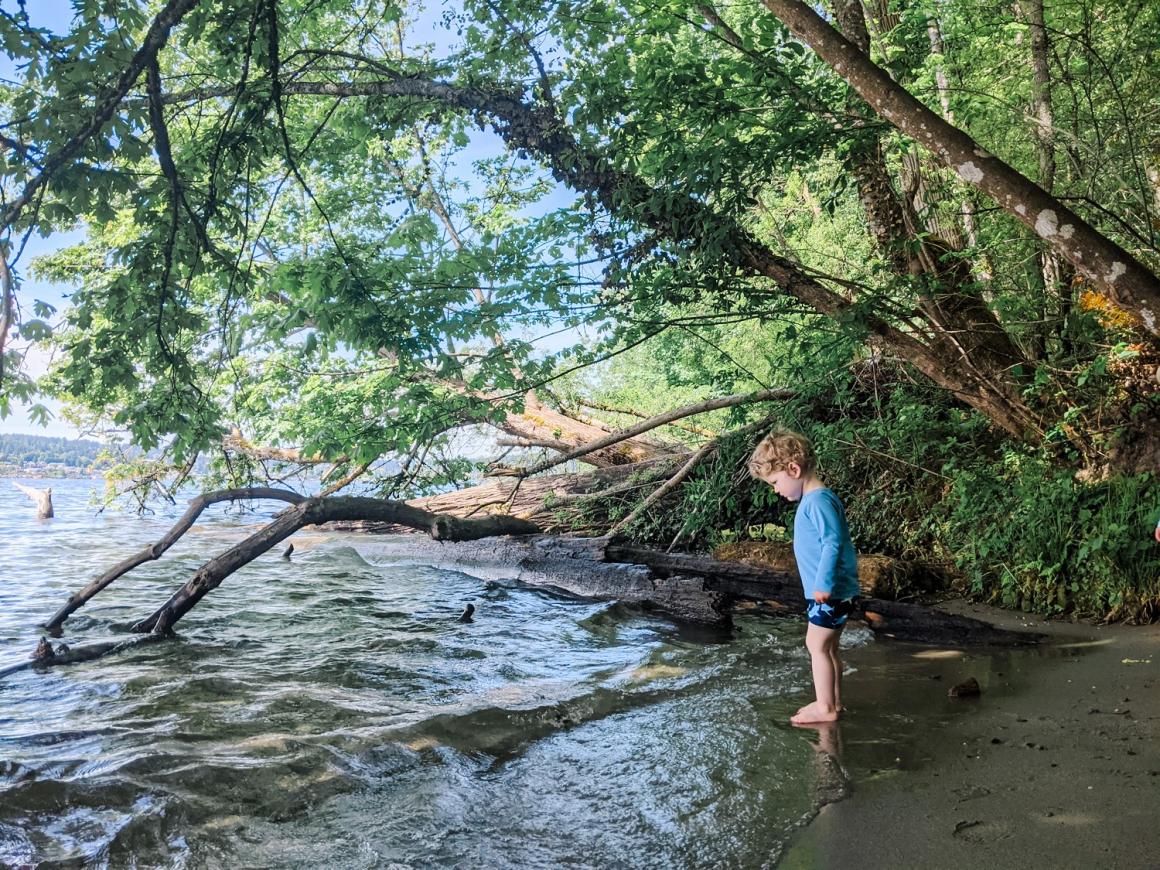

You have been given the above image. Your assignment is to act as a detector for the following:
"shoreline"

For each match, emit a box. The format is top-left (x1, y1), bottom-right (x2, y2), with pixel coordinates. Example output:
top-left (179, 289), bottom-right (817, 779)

top-left (779, 601), bottom-right (1160, 869)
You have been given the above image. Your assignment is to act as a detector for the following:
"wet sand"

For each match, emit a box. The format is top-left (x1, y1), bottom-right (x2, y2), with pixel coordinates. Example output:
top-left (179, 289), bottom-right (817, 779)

top-left (778, 601), bottom-right (1160, 869)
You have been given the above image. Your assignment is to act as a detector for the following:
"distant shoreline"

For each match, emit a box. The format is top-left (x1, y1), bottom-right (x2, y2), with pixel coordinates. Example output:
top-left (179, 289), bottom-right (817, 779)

top-left (0, 467), bottom-right (107, 480)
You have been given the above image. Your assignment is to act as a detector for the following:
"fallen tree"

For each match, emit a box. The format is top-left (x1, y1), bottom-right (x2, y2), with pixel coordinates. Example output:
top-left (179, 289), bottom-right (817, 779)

top-left (328, 457), bottom-right (682, 535)
top-left (43, 487), bottom-right (540, 637)
top-left (353, 535), bottom-right (1041, 646)
top-left (21, 462), bottom-right (1036, 679)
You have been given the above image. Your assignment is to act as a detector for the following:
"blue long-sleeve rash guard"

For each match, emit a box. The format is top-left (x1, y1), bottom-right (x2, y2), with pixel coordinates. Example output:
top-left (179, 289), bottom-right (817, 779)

top-left (793, 488), bottom-right (860, 601)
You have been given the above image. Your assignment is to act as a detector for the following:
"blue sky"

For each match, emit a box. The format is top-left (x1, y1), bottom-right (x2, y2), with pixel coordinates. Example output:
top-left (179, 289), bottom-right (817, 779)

top-left (0, 0), bottom-right (81, 436)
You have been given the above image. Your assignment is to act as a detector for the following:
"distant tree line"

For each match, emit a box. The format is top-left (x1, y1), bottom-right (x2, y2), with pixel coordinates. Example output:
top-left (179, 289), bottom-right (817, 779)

top-left (0, 434), bottom-right (106, 468)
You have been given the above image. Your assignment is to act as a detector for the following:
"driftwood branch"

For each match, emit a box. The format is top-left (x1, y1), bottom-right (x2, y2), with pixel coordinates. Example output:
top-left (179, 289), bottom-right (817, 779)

top-left (0, 635), bottom-right (166, 680)
top-left (499, 388), bottom-right (795, 478)
top-left (319, 458), bottom-right (682, 534)
top-left (45, 487), bottom-right (306, 632)
top-left (120, 495), bottom-right (537, 634)
top-left (46, 488), bottom-right (539, 637)
top-left (606, 416), bottom-right (778, 536)
top-left (318, 460), bottom-right (372, 497)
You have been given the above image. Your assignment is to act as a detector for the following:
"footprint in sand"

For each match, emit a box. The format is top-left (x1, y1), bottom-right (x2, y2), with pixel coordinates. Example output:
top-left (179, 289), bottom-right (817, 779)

top-left (952, 819), bottom-right (1014, 843)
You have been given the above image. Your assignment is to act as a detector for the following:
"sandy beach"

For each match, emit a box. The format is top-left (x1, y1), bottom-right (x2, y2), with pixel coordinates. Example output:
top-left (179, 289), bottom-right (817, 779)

top-left (779, 601), bottom-right (1160, 869)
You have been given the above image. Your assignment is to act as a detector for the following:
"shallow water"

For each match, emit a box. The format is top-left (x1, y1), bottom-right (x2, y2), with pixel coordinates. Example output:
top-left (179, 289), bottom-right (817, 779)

top-left (0, 478), bottom-right (859, 868)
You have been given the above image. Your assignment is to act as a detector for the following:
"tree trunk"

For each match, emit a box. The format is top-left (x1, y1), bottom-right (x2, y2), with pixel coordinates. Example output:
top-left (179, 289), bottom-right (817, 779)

top-left (830, 0), bottom-right (1036, 433)
top-left (128, 496), bottom-right (540, 634)
top-left (763, 0), bottom-right (1160, 338)
top-left (1015, 0), bottom-right (1074, 356)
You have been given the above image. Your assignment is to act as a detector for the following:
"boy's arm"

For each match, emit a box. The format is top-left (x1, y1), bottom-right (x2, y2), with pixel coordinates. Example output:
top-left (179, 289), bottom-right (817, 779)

top-left (806, 498), bottom-right (844, 602)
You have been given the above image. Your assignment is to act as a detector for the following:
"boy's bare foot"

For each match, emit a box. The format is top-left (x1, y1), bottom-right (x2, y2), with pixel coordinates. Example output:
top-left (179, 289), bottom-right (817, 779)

top-left (790, 701), bottom-right (840, 724)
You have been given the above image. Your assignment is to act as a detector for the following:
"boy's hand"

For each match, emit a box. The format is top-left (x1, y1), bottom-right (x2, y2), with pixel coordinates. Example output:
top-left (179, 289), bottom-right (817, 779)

top-left (1155, 525), bottom-right (1160, 543)
top-left (813, 590), bottom-right (831, 603)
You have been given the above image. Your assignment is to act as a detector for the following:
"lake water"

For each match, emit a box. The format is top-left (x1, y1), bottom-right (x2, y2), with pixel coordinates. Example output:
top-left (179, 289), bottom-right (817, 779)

top-left (0, 477), bottom-right (873, 868)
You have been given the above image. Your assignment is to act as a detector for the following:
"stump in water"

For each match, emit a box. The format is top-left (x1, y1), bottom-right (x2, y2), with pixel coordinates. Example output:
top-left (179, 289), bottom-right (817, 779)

top-left (13, 482), bottom-right (53, 518)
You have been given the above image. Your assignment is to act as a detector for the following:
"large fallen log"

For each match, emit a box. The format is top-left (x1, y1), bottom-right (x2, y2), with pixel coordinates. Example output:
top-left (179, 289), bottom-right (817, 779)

top-left (358, 535), bottom-right (1041, 646)
top-left (328, 458), bottom-right (680, 534)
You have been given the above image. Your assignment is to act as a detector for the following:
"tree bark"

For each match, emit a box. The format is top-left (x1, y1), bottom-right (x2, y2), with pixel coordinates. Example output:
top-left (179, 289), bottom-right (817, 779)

top-left (763, 0), bottom-right (1160, 338)
top-left (45, 487), bottom-right (306, 632)
top-left (359, 534), bottom-right (1042, 645)
top-left (45, 488), bottom-right (539, 637)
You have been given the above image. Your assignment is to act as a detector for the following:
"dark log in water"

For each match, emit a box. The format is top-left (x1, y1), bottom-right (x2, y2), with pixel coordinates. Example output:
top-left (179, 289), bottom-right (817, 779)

top-left (369, 536), bottom-right (1040, 646)
top-left (0, 635), bottom-right (165, 679)
top-left (367, 534), bottom-right (729, 625)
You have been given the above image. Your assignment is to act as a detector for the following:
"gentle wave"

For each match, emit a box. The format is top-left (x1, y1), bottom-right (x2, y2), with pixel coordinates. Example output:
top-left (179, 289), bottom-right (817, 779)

top-left (0, 478), bottom-right (820, 868)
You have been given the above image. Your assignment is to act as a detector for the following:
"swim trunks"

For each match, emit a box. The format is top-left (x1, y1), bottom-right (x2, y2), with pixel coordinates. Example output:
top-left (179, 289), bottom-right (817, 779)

top-left (806, 597), bottom-right (860, 629)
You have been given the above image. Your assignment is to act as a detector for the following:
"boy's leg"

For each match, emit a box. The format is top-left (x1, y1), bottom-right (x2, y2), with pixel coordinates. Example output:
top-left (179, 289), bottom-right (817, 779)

top-left (830, 626), bottom-right (844, 710)
top-left (792, 623), bottom-right (841, 724)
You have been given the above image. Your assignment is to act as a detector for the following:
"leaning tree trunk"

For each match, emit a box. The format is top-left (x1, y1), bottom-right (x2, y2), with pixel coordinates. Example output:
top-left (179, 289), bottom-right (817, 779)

top-left (830, 0), bottom-right (1038, 438)
top-left (45, 488), bottom-right (540, 637)
top-left (762, 0), bottom-right (1160, 337)
top-left (268, 76), bottom-right (1041, 438)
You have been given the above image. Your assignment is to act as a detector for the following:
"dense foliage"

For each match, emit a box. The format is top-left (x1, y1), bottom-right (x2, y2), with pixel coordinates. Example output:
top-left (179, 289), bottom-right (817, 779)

top-left (0, 0), bottom-right (1156, 616)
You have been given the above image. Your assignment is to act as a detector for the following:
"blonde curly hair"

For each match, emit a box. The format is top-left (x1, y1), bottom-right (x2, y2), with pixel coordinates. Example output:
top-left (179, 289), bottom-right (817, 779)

top-left (748, 430), bottom-right (816, 478)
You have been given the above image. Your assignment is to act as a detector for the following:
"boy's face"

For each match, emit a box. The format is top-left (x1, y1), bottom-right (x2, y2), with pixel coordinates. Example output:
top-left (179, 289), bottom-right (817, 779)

top-left (761, 463), bottom-right (805, 501)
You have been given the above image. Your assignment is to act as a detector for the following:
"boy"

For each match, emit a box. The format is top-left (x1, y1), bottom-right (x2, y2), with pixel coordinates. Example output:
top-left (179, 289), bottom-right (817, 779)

top-left (748, 430), bottom-right (860, 724)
